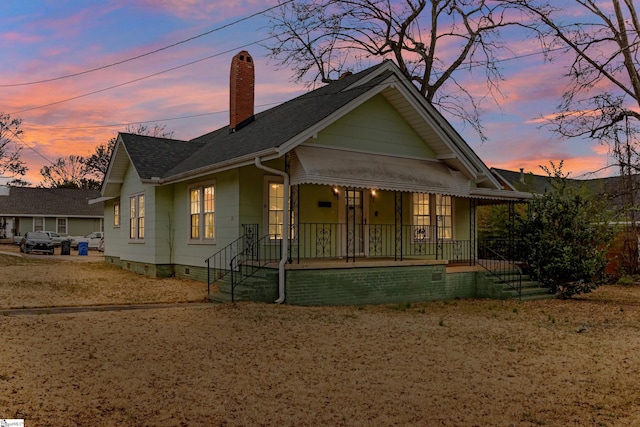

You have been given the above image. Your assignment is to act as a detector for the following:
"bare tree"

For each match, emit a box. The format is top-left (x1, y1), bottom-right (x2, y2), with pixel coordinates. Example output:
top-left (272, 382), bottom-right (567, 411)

top-left (85, 123), bottom-right (174, 183)
top-left (0, 113), bottom-right (29, 186)
top-left (264, 0), bottom-right (527, 142)
top-left (40, 155), bottom-right (98, 189)
top-left (507, 0), bottom-right (640, 142)
top-left (507, 0), bottom-right (640, 273)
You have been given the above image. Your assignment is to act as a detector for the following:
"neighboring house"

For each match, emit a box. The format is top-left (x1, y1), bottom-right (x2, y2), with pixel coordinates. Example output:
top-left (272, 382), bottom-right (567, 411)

top-left (98, 51), bottom-right (532, 305)
top-left (0, 187), bottom-right (104, 239)
top-left (492, 167), bottom-right (640, 275)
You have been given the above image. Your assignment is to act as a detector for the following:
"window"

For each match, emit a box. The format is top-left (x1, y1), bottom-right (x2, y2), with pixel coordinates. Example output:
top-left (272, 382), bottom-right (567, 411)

top-left (129, 194), bottom-right (145, 240)
top-left (113, 202), bottom-right (120, 227)
top-left (266, 179), bottom-right (295, 241)
top-left (412, 193), bottom-right (431, 241)
top-left (436, 194), bottom-right (452, 240)
top-left (56, 218), bottom-right (67, 234)
top-left (268, 182), bottom-right (284, 239)
top-left (411, 193), bottom-right (453, 240)
top-left (189, 184), bottom-right (215, 241)
top-left (33, 217), bottom-right (44, 232)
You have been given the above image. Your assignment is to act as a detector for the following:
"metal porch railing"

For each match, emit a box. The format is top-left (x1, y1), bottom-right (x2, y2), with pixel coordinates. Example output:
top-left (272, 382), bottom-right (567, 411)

top-left (289, 223), bottom-right (474, 264)
top-left (477, 239), bottom-right (524, 300)
top-left (205, 224), bottom-right (281, 302)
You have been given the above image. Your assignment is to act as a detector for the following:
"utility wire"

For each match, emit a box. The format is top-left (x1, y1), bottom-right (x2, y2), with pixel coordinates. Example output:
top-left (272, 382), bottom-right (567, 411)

top-left (5, 125), bottom-right (54, 166)
top-left (10, 39), bottom-right (557, 117)
top-left (9, 38), bottom-right (273, 116)
top-left (0, 0), bottom-right (293, 88)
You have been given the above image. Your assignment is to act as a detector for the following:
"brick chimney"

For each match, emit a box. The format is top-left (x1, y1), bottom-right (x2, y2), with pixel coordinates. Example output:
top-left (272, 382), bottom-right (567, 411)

top-left (229, 50), bottom-right (255, 132)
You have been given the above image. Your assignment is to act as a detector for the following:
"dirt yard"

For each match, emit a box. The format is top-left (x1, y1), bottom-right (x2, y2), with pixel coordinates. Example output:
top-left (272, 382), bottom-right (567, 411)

top-left (1, 245), bottom-right (640, 426)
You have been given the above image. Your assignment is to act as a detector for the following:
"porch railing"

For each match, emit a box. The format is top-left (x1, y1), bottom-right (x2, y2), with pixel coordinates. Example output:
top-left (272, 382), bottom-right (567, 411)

top-left (206, 224), bottom-right (281, 302)
top-left (289, 223), bottom-right (474, 264)
top-left (477, 239), bottom-right (524, 300)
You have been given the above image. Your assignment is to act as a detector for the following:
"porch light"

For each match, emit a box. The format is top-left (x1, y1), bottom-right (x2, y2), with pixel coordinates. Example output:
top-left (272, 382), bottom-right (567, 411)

top-left (333, 187), bottom-right (339, 199)
top-left (371, 189), bottom-right (377, 202)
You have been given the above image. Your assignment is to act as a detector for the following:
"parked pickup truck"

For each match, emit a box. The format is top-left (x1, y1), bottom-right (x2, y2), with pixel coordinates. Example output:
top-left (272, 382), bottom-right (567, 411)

top-left (13, 231), bottom-right (64, 247)
top-left (13, 234), bottom-right (22, 245)
top-left (69, 231), bottom-right (104, 250)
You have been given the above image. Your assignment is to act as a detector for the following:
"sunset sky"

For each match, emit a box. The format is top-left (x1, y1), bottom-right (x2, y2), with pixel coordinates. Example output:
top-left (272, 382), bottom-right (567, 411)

top-left (0, 0), bottom-right (621, 186)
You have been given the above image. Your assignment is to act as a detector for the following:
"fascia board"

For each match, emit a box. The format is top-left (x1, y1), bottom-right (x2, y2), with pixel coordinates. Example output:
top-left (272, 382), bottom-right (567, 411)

top-left (152, 148), bottom-right (280, 185)
top-left (389, 74), bottom-right (503, 190)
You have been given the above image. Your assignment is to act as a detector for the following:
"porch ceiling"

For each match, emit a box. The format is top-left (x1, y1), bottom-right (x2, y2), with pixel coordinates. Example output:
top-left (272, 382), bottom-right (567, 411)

top-left (291, 145), bottom-right (471, 195)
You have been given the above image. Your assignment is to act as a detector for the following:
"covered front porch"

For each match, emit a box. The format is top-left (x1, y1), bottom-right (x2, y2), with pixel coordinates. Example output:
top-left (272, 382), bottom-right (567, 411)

top-left (206, 147), bottom-right (533, 305)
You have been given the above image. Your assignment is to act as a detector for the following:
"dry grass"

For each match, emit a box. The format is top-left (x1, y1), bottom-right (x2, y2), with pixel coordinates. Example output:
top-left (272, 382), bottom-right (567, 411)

top-left (0, 245), bottom-right (206, 308)
top-left (1, 248), bottom-right (640, 426)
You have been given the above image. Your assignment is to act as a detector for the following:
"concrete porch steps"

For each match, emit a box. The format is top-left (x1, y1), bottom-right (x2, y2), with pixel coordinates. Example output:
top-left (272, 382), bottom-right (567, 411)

top-left (208, 274), bottom-right (277, 303)
top-left (485, 270), bottom-right (555, 301)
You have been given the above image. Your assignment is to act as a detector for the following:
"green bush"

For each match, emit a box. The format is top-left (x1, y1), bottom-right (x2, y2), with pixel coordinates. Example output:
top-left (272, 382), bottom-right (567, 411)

top-left (517, 162), bottom-right (613, 299)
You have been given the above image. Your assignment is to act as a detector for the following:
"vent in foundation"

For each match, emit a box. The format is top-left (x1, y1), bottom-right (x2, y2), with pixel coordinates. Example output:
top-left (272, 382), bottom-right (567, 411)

top-left (185, 267), bottom-right (190, 275)
top-left (127, 262), bottom-right (131, 269)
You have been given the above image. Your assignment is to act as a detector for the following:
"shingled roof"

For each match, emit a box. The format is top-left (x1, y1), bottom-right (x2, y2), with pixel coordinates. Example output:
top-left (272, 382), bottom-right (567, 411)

top-left (0, 187), bottom-right (103, 217)
top-left (492, 167), bottom-right (640, 216)
top-left (119, 62), bottom-right (392, 181)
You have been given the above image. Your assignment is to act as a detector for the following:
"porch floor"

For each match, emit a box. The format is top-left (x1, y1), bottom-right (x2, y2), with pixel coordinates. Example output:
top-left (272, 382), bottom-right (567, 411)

top-left (251, 257), bottom-right (489, 272)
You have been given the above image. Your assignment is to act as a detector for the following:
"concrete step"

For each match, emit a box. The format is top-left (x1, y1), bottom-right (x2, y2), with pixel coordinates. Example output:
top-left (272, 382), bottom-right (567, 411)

top-left (209, 275), bottom-right (275, 303)
top-left (501, 280), bottom-right (555, 301)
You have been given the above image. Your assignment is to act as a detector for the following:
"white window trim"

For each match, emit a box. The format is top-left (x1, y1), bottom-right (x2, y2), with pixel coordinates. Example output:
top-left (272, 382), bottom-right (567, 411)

top-left (411, 193), bottom-right (454, 241)
top-left (129, 193), bottom-right (145, 242)
top-left (113, 201), bottom-right (121, 228)
top-left (436, 194), bottom-right (454, 241)
top-left (263, 175), bottom-right (296, 243)
top-left (56, 217), bottom-right (68, 235)
top-left (33, 216), bottom-right (44, 232)
top-left (187, 180), bottom-right (216, 244)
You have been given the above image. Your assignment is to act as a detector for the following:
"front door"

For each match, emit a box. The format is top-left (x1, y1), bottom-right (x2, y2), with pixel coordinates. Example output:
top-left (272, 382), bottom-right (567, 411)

top-left (341, 189), bottom-right (369, 258)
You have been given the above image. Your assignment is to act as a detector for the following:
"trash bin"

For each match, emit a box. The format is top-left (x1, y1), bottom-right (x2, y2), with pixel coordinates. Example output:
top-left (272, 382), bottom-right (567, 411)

top-left (78, 241), bottom-right (89, 256)
top-left (60, 239), bottom-right (71, 256)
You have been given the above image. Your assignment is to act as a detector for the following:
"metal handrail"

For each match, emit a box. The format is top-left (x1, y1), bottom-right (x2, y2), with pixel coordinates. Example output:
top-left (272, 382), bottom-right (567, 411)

top-left (205, 224), bottom-right (282, 302)
top-left (477, 241), bottom-right (522, 300)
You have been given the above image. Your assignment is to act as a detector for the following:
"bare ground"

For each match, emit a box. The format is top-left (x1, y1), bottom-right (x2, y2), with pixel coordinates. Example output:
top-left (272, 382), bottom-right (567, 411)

top-left (1, 244), bottom-right (640, 426)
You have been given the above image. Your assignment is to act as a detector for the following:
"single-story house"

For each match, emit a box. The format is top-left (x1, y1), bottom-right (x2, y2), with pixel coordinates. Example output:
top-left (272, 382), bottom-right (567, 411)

top-left (0, 186), bottom-right (104, 240)
top-left (97, 51), bottom-right (537, 305)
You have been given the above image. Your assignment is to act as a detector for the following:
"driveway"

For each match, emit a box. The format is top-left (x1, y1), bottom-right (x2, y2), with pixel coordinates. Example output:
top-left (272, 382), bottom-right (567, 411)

top-left (0, 243), bottom-right (105, 262)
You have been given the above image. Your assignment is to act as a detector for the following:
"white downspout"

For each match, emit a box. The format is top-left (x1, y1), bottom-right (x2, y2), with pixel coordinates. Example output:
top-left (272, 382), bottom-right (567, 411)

top-left (254, 157), bottom-right (288, 304)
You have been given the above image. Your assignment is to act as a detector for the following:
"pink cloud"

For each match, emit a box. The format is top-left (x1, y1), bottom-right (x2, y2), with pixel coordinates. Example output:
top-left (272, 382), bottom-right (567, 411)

top-left (1, 31), bottom-right (42, 43)
top-left (130, 0), bottom-right (280, 20)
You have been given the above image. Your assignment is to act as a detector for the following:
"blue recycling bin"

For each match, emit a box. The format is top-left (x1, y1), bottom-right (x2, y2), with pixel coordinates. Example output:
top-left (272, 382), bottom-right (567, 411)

top-left (78, 241), bottom-right (89, 256)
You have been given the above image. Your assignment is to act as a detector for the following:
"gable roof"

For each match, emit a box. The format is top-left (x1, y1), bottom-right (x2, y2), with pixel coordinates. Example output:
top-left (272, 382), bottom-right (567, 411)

top-left (0, 187), bottom-right (103, 217)
top-left (103, 59), bottom-right (529, 201)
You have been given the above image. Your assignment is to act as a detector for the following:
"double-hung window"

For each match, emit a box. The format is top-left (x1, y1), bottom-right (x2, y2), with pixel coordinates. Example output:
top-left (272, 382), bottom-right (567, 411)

top-left (189, 183), bottom-right (215, 241)
top-left (33, 217), bottom-right (44, 232)
top-left (436, 194), bottom-right (452, 240)
top-left (113, 202), bottom-right (120, 227)
top-left (412, 193), bottom-right (431, 241)
top-left (268, 182), bottom-right (285, 239)
top-left (129, 194), bottom-right (145, 240)
top-left (266, 179), bottom-right (295, 241)
top-left (412, 193), bottom-right (453, 240)
top-left (56, 218), bottom-right (68, 234)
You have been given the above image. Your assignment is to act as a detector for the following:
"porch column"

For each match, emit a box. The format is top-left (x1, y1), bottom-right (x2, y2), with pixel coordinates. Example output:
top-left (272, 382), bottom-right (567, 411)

top-left (470, 198), bottom-right (476, 266)
top-left (394, 191), bottom-right (403, 261)
top-left (508, 201), bottom-right (515, 262)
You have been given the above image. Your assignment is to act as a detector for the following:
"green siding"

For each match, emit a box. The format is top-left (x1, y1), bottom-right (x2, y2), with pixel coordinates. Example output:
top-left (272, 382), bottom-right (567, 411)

top-left (311, 94), bottom-right (438, 159)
